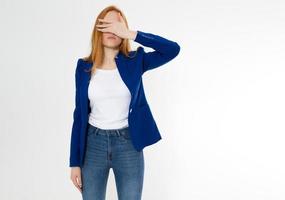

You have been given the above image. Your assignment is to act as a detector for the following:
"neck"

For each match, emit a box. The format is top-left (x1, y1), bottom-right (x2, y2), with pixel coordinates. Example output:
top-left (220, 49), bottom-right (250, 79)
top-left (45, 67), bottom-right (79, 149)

top-left (103, 46), bottom-right (119, 61)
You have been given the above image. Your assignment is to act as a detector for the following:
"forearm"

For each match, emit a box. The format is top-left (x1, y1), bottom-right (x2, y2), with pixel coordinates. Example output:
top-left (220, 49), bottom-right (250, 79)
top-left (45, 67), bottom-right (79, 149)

top-left (129, 30), bottom-right (180, 54)
top-left (126, 30), bottom-right (180, 73)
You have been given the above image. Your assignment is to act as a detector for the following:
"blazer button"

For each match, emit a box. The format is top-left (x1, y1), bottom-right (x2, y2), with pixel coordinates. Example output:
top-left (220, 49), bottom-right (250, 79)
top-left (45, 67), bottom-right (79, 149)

top-left (130, 108), bottom-right (132, 113)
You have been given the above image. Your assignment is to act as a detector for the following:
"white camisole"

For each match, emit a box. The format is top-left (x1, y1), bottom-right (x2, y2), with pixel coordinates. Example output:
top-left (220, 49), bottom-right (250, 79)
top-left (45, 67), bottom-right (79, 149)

top-left (87, 67), bottom-right (131, 129)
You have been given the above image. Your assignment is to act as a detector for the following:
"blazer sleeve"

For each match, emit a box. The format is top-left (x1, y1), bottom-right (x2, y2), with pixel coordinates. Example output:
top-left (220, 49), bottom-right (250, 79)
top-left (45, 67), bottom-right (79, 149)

top-left (134, 30), bottom-right (180, 74)
top-left (69, 59), bottom-right (82, 167)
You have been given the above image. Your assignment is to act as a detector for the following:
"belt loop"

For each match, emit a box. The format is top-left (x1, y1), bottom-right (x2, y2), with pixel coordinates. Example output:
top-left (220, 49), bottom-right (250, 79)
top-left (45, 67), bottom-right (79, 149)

top-left (94, 127), bottom-right (99, 135)
top-left (115, 130), bottom-right (120, 136)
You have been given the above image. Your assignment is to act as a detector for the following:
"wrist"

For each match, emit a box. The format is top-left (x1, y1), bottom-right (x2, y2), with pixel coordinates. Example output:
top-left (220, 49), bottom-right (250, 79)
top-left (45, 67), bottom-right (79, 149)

top-left (127, 30), bottom-right (137, 40)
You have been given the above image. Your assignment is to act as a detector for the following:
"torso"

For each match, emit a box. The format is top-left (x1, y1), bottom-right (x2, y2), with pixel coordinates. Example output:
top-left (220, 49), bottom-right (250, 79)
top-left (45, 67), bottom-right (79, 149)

top-left (87, 66), bottom-right (131, 129)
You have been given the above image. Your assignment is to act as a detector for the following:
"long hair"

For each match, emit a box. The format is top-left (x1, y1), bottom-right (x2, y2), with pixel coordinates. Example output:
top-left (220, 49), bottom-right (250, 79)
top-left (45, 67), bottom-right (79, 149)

top-left (83, 5), bottom-right (137, 75)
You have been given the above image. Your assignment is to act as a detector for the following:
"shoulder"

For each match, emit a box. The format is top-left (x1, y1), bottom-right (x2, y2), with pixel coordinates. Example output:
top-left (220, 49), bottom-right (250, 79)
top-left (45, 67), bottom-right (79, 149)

top-left (75, 57), bottom-right (92, 72)
top-left (77, 57), bottom-right (92, 66)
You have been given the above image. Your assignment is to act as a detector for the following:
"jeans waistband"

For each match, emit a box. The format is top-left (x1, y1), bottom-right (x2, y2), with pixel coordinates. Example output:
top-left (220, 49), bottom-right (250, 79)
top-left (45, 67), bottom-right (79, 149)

top-left (87, 123), bottom-right (129, 136)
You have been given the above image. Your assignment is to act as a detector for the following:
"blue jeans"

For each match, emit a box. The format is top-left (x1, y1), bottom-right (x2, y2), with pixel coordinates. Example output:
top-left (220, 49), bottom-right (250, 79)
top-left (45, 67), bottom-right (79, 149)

top-left (81, 123), bottom-right (144, 200)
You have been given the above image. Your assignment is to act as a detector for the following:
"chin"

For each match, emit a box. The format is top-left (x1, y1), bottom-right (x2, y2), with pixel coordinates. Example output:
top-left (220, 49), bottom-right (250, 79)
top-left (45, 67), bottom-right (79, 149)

top-left (103, 42), bottom-right (121, 48)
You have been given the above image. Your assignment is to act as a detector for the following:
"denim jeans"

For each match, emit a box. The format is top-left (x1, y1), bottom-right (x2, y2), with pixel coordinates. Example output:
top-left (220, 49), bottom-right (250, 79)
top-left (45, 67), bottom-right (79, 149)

top-left (81, 123), bottom-right (144, 200)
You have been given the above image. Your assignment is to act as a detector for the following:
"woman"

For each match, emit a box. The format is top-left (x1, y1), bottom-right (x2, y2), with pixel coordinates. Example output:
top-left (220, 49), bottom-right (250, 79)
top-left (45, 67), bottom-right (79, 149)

top-left (69, 5), bottom-right (180, 200)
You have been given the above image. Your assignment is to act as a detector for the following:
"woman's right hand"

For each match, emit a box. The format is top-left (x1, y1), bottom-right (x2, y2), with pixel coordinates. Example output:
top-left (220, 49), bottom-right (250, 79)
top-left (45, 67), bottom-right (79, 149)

top-left (70, 167), bottom-right (82, 193)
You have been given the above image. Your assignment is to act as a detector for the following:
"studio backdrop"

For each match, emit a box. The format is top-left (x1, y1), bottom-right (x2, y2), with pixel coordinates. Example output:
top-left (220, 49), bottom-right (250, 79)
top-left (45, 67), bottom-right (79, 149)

top-left (0, 1), bottom-right (284, 200)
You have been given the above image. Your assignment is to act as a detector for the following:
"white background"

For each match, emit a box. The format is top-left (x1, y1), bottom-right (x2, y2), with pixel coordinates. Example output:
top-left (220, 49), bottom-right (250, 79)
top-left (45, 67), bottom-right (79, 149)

top-left (1, 0), bottom-right (285, 199)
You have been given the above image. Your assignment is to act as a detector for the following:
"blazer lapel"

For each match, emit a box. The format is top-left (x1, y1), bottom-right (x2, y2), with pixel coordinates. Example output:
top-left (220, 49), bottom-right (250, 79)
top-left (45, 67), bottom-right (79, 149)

top-left (80, 63), bottom-right (92, 120)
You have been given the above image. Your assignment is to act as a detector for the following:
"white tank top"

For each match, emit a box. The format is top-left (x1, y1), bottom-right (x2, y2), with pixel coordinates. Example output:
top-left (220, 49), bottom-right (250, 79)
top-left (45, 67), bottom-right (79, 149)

top-left (87, 67), bottom-right (131, 129)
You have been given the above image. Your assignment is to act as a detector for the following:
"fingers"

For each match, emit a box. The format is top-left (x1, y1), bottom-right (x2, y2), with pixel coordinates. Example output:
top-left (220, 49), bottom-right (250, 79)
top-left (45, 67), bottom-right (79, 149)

top-left (96, 27), bottom-right (111, 32)
top-left (98, 18), bottom-right (113, 24)
top-left (96, 23), bottom-right (111, 28)
top-left (96, 23), bottom-right (111, 32)
top-left (77, 176), bottom-right (82, 193)
top-left (77, 176), bottom-right (82, 188)
top-left (118, 12), bottom-right (124, 22)
top-left (71, 175), bottom-right (82, 193)
top-left (96, 19), bottom-right (112, 32)
top-left (117, 12), bottom-right (127, 27)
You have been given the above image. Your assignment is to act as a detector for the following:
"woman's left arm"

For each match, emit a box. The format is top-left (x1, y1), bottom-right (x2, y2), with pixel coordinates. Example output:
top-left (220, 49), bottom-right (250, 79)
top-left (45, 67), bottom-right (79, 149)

top-left (129, 30), bottom-right (180, 74)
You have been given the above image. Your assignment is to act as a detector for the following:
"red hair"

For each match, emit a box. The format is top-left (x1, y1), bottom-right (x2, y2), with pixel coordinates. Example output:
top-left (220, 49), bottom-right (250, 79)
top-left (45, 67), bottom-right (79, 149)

top-left (83, 5), bottom-right (137, 75)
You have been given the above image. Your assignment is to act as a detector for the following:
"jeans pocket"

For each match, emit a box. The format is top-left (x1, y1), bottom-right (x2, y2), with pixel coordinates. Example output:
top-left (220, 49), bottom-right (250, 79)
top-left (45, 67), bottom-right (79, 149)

top-left (87, 126), bottom-right (98, 137)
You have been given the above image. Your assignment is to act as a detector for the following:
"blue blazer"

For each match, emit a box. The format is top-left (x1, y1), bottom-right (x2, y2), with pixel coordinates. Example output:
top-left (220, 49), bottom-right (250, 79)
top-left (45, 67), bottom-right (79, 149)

top-left (69, 30), bottom-right (180, 167)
